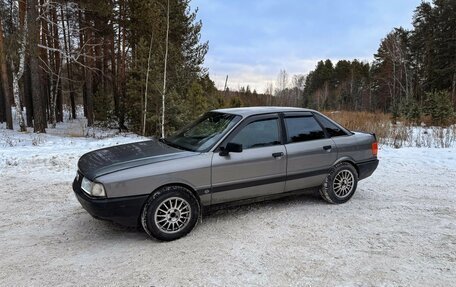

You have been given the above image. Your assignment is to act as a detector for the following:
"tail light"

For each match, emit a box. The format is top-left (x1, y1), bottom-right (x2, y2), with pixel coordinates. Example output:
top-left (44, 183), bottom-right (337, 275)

top-left (371, 142), bottom-right (378, 157)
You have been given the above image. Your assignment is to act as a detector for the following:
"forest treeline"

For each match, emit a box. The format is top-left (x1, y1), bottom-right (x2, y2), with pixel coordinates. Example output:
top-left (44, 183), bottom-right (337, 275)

top-left (1, 0), bottom-right (455, 137)
top-left (0, 0), bottom-right (223, 136)
top-left (277, 0), bottom-right (455, 124)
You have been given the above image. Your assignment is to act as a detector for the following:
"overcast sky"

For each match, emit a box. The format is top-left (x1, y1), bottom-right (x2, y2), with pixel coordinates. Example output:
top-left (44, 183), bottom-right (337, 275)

top-left (190, 0), bottom-right (422, 92)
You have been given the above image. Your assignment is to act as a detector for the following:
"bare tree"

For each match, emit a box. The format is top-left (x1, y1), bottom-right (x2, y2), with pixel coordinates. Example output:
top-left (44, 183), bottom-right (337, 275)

top-left (275, 69), bottom-right (288, 96)
top-left (381, 30), bottom-right (413, 109)
top-left (161, 0), bottom-right (170, 138)
top-left (265, 82), bottom-right (274, 105)
top-left (80, 10), bottom-right (94, 127)
top-left (35, 1), bottom-right (102, 124)
top-left (292, 74), bottom-right (305, 106)
top-left (143, 35), bottom-right (153, 136)
top-left (60, 2), bottom-right (76, 119)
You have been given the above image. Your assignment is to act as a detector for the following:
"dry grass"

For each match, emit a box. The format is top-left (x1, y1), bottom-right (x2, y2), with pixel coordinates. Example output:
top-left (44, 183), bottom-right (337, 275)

top-left (323, 111), bottom-right (392, 142)
top-left (323, 111), bottom-right (456, 148)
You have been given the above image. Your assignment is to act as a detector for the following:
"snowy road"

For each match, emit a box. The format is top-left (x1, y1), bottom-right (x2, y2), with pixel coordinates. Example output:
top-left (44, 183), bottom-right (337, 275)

top-left (0, 131), bottom-right (455, 286)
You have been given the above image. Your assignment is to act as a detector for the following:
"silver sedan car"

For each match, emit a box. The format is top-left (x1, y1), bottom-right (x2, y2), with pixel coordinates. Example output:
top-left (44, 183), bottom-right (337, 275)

top-left (73, 107), bottom-right (379, 241)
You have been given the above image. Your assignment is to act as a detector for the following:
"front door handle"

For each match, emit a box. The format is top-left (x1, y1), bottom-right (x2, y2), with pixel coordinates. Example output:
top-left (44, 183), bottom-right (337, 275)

top-left (272, 152), bottom-right (284, 158)
top-left (323, 145), bottom-right (332, 151)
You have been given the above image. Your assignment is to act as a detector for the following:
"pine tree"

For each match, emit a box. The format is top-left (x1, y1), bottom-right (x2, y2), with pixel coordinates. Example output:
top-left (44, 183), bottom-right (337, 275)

top-left (423, 90), bottom-right (454, 125)
top-left (28, 0), bottom-right (46, 133)
top-left (0, 17), bottom-right (13, 129)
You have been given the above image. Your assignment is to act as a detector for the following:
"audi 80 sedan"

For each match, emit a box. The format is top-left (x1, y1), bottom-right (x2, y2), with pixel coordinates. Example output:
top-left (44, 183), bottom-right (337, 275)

top-left (73, 107), bottom-right (379, 241)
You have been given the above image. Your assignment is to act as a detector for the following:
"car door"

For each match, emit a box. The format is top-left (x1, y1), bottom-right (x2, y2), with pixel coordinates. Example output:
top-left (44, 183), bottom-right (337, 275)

top-left (283, 112), bottom-right (337, 192)
top-left (211, 114), bottom-right (287, 204)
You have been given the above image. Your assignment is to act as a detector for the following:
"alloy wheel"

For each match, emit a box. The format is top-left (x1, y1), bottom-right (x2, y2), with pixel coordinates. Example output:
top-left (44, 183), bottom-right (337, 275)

top-left (154, 197), bottom-right (191, 234)
top-left (333, 170), bottom-right (354, 198)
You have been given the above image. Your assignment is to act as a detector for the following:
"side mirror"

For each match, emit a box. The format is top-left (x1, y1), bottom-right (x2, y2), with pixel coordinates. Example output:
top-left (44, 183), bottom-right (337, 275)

top-left (219, 142), bottom-right (243, 156)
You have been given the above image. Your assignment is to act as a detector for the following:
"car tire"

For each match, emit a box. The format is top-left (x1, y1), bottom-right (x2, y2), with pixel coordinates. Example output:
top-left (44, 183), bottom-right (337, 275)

top-left (320, 162), bottom-right (358, 204)
top-left (141, 186), bottom-right (200, 241)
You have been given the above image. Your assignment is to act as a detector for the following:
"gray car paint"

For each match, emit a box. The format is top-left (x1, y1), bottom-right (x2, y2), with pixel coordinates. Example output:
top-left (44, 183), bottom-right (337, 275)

top-left (96, 152), bottom-right (213, 205)
top-left (284, 138), bottom-right (337, 192)
top-left (78, 138), bottom-right (194, 180)
top-left (76, 107), bottom-right (378, 207)
top-left (332, 132), bottom-right (376, 164)
top-left (211, 144), bottom-right (287, 204)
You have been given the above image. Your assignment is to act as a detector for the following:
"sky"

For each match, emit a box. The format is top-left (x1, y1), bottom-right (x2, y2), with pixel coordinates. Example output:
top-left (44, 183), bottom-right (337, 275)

top-left (190, 0), bottom-right (422, 93)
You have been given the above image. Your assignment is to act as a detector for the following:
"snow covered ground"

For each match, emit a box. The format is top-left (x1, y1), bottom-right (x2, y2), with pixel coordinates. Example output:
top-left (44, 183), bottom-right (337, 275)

top-left (0, 119), bottom-right (455, 286)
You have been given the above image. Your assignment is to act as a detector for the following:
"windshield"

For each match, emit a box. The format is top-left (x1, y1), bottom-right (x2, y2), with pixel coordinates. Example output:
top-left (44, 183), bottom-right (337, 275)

top-left (165, 112), bottom-right (241, 152)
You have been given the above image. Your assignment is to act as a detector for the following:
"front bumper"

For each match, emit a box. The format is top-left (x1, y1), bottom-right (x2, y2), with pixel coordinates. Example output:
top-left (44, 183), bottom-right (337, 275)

top-left (357, 159), bottom-right (379, 180)
top-left (73, 179), bottom-right (148, 227)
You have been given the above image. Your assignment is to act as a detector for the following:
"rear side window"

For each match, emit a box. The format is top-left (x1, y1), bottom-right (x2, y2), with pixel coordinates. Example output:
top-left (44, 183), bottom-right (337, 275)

top-left (314, 113), bottom-right (349, 137)
top-left (230, 119), bottom-right (280, 149)
top-left (285, 116), bottom-right (326, 143)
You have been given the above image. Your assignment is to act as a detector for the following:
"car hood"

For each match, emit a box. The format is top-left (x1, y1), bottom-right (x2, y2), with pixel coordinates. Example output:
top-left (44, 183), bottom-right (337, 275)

top-left (78, 138), bottom-right (196, 180)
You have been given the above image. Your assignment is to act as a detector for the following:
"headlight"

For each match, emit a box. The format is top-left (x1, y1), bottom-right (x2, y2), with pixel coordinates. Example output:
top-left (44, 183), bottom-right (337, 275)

top-left (81, 177), bottom-right (92, 194)
top-left (91, 183), bottom-right (106, 197)
top-left (81, 177), bottom-right (106, 197)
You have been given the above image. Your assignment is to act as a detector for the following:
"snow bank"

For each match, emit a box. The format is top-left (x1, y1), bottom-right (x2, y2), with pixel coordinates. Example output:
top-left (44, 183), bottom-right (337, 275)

top-left (380, 124), bottom-right (456, 148)
top-left (0, 118), bottom-right (145, 181)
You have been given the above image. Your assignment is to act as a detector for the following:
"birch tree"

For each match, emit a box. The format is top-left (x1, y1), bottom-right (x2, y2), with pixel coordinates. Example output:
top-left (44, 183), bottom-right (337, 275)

top-left (161, 0), bottom-right (170, 138)
top-left (143, 35), bottom-right (153, 136)
top-left (10, 16), bottom-right (27, 132)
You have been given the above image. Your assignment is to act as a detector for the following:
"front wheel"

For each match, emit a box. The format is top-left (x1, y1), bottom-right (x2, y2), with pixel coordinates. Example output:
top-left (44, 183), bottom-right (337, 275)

top-left (141, 186), bottom-right (200, 241)
top-left (320, 162), bottom-right (358, 204)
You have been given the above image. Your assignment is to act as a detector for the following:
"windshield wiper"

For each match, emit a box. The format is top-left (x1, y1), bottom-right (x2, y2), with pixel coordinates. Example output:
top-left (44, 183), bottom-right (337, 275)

top-left (159, 138), bottom-right (194, 152)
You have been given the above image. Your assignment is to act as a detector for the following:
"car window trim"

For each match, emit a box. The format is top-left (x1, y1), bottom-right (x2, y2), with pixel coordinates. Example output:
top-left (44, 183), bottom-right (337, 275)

top-left (282, 112), bottom-right (329, 144)
top-left (200, 112), bottom-right (245, 153)
top-left (215, 113), bottom-right (283, 151)
top-left (311, 112), bottom-right (353, 137)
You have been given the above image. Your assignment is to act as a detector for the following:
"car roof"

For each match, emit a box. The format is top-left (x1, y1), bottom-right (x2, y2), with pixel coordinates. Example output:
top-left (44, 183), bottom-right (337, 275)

top-left (211, 106), bottom-right (315, 117)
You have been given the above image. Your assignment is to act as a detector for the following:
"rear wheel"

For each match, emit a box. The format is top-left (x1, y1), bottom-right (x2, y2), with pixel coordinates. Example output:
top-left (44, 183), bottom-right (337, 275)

top-left (320, 162), bottom-right (358, 204)
top-left (141, 186), bottom-right (200, 241)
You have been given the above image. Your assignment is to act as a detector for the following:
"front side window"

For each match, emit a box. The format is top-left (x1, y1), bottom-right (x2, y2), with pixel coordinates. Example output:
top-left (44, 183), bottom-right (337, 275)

top-left (166, 112), bottom-right (241, 152)
top-left (285, 116), bottom-right (326, 143)
top-left (230, 119), bottom-right (280, 149)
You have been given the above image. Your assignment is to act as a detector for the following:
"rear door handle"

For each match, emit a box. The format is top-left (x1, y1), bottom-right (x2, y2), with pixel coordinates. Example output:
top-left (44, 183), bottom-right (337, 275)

top-left (323, 145), bottom-right (332, 151)
top-left (272, 152), bottom-right (284, 158)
